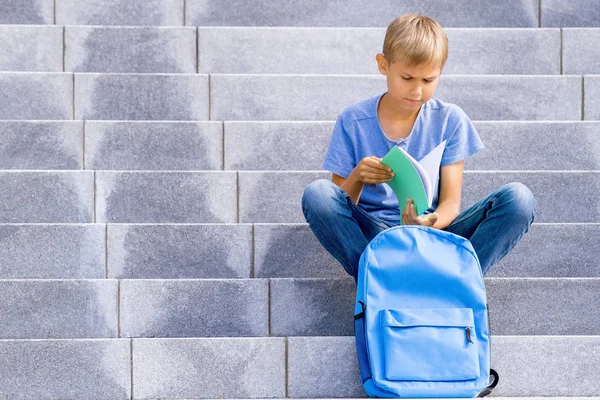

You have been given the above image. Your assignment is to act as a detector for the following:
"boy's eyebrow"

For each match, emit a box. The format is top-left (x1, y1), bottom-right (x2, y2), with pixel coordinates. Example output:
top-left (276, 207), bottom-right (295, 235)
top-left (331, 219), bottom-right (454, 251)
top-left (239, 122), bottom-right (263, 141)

top-left (401, 72), bottom-right (439, 79)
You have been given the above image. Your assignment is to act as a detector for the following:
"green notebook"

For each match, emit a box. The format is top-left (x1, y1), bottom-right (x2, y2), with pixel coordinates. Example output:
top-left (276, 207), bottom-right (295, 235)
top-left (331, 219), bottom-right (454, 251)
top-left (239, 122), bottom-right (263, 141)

top-left (381, 140), bottom-right (446, 221)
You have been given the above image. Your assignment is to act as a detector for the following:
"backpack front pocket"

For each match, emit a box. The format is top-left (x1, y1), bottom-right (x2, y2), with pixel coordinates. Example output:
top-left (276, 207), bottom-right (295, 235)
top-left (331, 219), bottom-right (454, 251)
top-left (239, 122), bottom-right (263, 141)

top-left (380, 308), bottom-right (480, 382)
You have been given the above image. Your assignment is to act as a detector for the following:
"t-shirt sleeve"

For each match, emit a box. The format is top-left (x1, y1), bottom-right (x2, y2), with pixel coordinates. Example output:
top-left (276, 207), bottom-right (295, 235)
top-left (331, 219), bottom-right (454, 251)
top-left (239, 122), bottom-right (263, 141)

top-left (440, 106), bottom-right (485, 166)
top-left (322, 115), bottom-right (356, 178)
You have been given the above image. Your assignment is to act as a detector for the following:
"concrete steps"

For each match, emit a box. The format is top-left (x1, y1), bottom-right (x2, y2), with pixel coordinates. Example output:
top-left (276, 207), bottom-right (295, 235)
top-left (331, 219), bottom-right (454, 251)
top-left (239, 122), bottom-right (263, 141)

top-left (3, 72), bottom-right (599, 120)
top-left (0, 1), bottom-right (599, 398)
top-left (0, 26), bottom-right (565, 74)
top-left (0, 120), bottom-right (599, 171)
top-left (3, 25), bottom-right (600, 75)
top-left (0, 25), bottom-right (596, 75)
top-left (0, 222), bottom-right (597, 279)
top-left (237, 171), bottom-right (598, 223)
top-left (0, 223), bottom-right (597, 279)
top-left (0, 337), bottom-right (598, 399)
top-left (0, 171), bottom-right (598, 223)
top-left (287, 336), bottom-right (600, 398)
top-left (4, 0), bottom-right (600, 28)
top-left (0, 278), bottom-right (599, 339)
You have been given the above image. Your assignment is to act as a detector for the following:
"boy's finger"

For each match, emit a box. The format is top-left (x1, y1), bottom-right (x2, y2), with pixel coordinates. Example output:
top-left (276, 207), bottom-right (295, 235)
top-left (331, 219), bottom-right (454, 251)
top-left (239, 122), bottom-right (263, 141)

top-left (364, 171), bottom-right (393, 179)
top-left (404, 199), bottom-right (415, 219)
top-left (368, 165), bottom-right (391, 172)
top-left (368, 156), bottom-right (383, 164)
top-left (409, 201), bottom-right (418, 218)
top-left (363, 175), bottom-right (394, 184)
top-left (423, 213), bottom-right (439, 225)
top-left (365, 169), bottom-right (394, 178)
top-left (374, 163), bottom-right (392, 172)
top-left (402, 199), bottom-right (410, 216)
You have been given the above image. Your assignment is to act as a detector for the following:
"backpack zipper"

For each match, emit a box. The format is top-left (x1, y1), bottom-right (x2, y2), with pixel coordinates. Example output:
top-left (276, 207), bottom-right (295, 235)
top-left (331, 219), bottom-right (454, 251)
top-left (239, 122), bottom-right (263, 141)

top-left (466, 327), bottom-right (474, 343)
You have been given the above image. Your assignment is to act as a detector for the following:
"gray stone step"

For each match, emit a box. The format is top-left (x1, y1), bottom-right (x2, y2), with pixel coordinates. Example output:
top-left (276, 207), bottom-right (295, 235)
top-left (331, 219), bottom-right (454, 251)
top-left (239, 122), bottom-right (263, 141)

top-left (121, 279), bottom-right (269, 338)
top-left (0, 336), bottom-right (596, 399)
top-left (0, 73), bottom-right (72, 119)
top-left (0, 279), bottom-right (117, 339)
top-left (0, 73), bottom-right (587, 121)
top-left (211, 75), bottom-right (581, 121)
top-left (225, 121), bottom-right (600, 171)
top-left (563, 29), bottom-right (600, 74)
top-left (85, 121), bottom-right (222, 170)
top-left (2, 120), bottom-right (597, 171)
top-left (225, 121), bottom-right (332, 171)
top-left (0, 25), bottom-right (62, 71)
top-left (65, 26), bottom-right (196, 73)
top-left (461, 172), bottom-right (599, 223)
top-left (0, 171), bottom-right (93, 223)
top-left (7, 26), bottom-right (600, 76)
top-left (469, 121), bottom-right (600, 169)
top-left (107, 224), bottom-right (252, 279)
top-left (254, 223), bottom-right (600, 279)
top-left (56, 0), bottom-right (183, 26)
top-left (186, 0), bottom-right (538, 27)
top-left (199, 27), bottom-right (560, 75)
top-left (541, 0), bottom-right (600, 27)
top-left (0, 339), bottom-right (131, 399)
top-left (0, 337), bottom-right (597, 399)
top-left (239, 171), bottom-right (600, 223)
top-left (289, 336), bottom-right (600, 398)
top-left (271, 278), bottom-right (600, 337)
top-left (585, 75), bottom-right (600, 119)
top-left (0, 224), bottom-right (105, 279)
top-left (4, 277), bottom-right (596, 339)
top-left (0, 222), bottom-right (594, 280)
top-left (75, 73), bottom-right (209, 120)
top-left (0, 121), bottom-right (82, 169)
top-left (133, 337), bottom-right (285, 399)
top-left (254, 223), bottom-right (347, 280)
top-left (6, 170), bottom-right (593, 224)
top-left (9, 26), bottom-right (600, 75)
top-left (0, 0), bottom-right (53, 24)
top-left (5, 0), bottom-right (600, 29)
top-left (96, 171), bottom-right (237, 223)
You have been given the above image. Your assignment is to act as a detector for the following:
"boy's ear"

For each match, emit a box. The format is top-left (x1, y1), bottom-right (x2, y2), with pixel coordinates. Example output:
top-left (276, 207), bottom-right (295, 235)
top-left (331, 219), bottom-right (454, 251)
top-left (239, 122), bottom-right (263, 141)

top-left (376, 53), bottom-right (388, 76)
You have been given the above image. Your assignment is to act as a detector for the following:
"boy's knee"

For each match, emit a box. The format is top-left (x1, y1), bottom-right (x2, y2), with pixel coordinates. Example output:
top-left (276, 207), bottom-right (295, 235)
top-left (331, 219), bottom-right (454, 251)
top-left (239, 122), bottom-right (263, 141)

top-left (302, 179), bottom-right (343, 215)
top-left (499, 182), bottom-right (536, 221)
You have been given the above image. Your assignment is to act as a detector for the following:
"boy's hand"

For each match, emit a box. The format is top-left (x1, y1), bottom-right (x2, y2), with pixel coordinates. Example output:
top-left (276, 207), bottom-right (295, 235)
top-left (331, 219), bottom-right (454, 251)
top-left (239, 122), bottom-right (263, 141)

top-left (356, 156), bottom-right (395, 184)
top-left (402, 198), bottom-right (439, 227)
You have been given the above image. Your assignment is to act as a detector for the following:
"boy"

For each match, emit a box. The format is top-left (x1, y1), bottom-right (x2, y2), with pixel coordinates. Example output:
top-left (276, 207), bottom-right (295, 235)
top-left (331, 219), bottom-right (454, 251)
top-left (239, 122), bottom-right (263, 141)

top-left (302, 14), bottom-right (536, 283)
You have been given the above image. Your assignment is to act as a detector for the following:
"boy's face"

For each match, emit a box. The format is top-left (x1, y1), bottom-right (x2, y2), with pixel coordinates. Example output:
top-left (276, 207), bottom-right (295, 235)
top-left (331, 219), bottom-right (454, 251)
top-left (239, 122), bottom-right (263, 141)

top-left (376, 54), bottom-right (442, 114)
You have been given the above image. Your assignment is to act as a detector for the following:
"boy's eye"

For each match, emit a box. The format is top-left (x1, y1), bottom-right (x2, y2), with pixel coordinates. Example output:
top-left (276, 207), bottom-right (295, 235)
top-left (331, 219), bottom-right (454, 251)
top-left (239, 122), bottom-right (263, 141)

top-left (402, 77), bottom-right (433, 83)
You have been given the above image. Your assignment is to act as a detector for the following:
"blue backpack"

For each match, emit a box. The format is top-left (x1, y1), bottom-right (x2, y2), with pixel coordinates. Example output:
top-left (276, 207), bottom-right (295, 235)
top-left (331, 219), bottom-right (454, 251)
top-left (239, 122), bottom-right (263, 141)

top-left (354, 225), bottom-right (499, 398)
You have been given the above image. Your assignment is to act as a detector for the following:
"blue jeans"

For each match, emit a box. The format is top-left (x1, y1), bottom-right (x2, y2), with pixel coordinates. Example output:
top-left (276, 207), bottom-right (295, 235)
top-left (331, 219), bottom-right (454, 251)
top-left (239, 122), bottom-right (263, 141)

top-left (301, 179), bottom-right (536, 282)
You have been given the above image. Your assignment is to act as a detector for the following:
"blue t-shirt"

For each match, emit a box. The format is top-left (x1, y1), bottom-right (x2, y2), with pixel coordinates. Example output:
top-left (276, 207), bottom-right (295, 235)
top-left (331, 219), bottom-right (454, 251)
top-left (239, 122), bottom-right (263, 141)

top-left (322, 92), bottom-right (484, 224)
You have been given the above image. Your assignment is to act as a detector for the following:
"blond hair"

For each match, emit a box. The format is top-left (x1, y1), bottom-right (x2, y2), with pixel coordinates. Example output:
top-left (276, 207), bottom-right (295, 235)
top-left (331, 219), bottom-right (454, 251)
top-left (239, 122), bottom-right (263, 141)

top-left (382, 14), bottom-right (448, 68)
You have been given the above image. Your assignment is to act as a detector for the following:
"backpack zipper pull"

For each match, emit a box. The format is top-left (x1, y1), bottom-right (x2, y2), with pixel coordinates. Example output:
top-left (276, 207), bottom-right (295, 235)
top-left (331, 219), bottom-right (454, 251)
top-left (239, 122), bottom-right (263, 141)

top-left (466, 327), bottom-right (474, 344)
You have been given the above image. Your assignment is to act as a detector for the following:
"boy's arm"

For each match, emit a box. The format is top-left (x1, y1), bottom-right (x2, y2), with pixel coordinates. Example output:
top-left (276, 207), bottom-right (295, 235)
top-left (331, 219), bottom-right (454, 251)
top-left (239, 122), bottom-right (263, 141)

top-left (332, 169), bottom-right (365, 205)
top-left (431, 161), bottom-right (464, 230)
top-left (332, 156), bottom-right (394, 204)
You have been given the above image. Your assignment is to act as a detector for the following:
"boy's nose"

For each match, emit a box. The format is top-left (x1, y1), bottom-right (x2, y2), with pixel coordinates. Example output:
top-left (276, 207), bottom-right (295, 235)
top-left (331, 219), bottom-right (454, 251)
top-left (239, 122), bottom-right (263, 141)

top-left (410, 87), bottom-right (422, 96)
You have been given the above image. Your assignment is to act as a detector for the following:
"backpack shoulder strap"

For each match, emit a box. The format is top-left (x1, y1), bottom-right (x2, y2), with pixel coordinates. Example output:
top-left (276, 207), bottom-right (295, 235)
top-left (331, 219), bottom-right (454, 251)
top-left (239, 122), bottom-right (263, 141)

top-left (353, 301), bottom-right (366, 321)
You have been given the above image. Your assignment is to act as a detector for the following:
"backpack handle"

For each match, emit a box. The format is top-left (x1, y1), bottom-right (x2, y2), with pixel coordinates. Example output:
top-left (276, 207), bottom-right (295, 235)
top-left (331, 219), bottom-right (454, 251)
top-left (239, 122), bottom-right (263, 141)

top-left (477, 369), bottom-right (499, 397)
